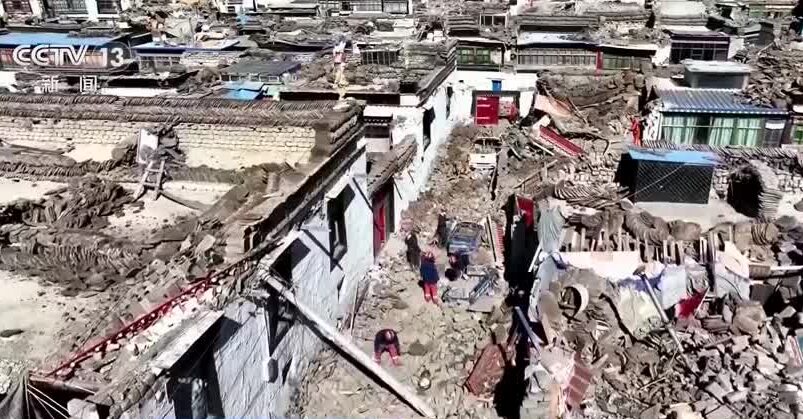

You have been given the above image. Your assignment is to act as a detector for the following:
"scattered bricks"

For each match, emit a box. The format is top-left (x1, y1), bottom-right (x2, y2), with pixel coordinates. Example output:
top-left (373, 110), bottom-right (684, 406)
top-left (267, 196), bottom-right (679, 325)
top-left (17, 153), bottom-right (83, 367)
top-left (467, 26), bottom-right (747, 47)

top-left (703, 405), bottom-right (737, 419)
top-left (779, 306), bottom-right (798, 319)
top-left (716, 374), bottom-right (734, 394)
top-left (750, 378), bottom-right (771, 392)
top-left (692, 397), bottom-right (718, 413)
top-left (784, 365), bottom-right (803, 379)
top-left (724, 390), bottom-right (748, 403)
top-left (705, 382), bottom-right (727, 401)
top-left (731, 336), bottom-right (750, 354)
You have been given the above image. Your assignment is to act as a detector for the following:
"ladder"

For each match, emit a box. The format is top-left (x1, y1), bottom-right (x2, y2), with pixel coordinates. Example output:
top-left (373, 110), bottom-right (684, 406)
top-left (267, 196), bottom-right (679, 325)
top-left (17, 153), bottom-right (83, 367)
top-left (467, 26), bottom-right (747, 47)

top-left (135, 159), bottom-right (166, 200)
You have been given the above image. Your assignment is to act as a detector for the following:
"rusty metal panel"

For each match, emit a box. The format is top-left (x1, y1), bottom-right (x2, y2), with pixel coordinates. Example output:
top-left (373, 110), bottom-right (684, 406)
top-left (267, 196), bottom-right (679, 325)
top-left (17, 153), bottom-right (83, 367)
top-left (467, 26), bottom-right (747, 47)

top-left (465, 343), bottom-right (513, 396)
top-left (565, 354), bottom-right (592, 409)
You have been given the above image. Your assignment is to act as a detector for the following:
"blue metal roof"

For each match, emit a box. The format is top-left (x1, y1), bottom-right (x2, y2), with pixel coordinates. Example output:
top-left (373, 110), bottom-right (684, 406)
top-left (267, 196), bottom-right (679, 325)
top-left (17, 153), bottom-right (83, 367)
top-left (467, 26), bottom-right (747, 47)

top-left (222, 81), bottom-right (265, 91)
top-left (628, 148), bottom-right (719, 165)
top-left (0, 32), bottom-right (120, 46)
top-left (222, 89), bottom-right (262, 100)
top-left (658, 89), bottom-right (787, 116)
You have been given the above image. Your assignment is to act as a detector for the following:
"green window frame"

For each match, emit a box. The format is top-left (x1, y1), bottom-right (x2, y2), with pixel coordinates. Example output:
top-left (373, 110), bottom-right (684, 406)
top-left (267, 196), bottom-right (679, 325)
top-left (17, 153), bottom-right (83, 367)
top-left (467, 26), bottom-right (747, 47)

top-left (793, 125), bottom-right (803, 144)
top-left (660, 115), bottom-right (763, 147)
top-left (457, 47), bottom-right (495, 66)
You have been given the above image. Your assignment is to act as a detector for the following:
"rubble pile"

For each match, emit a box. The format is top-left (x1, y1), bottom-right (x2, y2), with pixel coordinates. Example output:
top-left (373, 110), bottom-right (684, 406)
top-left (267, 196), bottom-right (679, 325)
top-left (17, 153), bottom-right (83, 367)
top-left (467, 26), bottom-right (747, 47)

top-left (0, 230), bottom-right (145, 294)
top-left (737, 44), bottom-right (803, 108)
top-left (550, 181), bottom-right (626, 209)
top-left (539, 73), bottom-right (644, 143)
top-left (728, 161), bottom-right (783, 219)
top-left (6, 176), bottom-right (133, 229)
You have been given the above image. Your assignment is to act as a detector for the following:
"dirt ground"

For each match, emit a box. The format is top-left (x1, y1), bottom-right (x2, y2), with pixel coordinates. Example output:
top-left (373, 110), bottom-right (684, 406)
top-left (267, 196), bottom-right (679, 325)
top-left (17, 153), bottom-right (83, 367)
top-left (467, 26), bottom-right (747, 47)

top-left (0, 270), bottom-right (101, 363)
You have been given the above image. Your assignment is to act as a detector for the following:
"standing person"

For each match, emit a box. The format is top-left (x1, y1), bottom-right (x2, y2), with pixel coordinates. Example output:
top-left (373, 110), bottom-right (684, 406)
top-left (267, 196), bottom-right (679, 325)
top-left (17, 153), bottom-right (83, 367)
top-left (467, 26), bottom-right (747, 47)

top-left (420, 248), bottom-right (440, 304)
top-left (374, 329), bottom-right (401, 366)
top-left (405, 228), bottom-right (421, 270)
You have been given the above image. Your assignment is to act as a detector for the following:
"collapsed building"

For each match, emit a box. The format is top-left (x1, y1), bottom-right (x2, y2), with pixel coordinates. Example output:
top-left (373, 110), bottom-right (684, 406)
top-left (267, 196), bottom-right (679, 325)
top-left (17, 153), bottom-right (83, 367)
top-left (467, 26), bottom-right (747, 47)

top-left (0, 0), bottom-right (802, 417)
top-left (0, 94), bottom-right (388, 418)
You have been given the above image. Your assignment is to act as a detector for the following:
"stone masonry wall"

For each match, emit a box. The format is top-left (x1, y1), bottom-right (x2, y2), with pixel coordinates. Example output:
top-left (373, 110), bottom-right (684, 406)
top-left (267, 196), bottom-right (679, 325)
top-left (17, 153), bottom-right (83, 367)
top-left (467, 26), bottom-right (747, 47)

top-left (560, 151), bottom-right (803, 197)
top-left (0, 116), bottom-right (317, 170)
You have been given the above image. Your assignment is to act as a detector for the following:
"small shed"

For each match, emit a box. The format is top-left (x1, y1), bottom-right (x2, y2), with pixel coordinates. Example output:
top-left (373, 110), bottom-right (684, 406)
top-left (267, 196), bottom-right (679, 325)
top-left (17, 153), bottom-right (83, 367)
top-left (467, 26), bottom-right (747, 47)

top-left (618, 149), bottom-right (718, 204)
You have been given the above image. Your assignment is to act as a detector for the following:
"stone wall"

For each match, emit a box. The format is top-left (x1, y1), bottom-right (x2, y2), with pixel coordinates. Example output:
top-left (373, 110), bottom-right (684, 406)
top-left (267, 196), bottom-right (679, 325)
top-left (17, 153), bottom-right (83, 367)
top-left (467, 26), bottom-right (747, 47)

top-left (0, 116), bottom-right (317, 170)
top-left (562, 149), bottom-right (803, 197)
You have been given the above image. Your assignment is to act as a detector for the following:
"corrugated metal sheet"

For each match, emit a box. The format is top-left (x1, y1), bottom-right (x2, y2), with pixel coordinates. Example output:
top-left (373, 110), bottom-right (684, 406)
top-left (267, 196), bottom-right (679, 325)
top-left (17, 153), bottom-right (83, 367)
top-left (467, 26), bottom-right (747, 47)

top-left (540, 127), bottom-right (584, 158)
top-left (628, 148), bottom-right (718, 165)
top-left (658, 89), bottom-right (787, 115)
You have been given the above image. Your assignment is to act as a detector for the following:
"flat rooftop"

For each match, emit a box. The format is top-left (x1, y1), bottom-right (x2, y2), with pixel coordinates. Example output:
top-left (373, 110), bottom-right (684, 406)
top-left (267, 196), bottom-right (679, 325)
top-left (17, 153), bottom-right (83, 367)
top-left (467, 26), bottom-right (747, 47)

top-left (684, 60), bottom-right (753, 74)
top-left (0, 32), bottom-right (124, 46)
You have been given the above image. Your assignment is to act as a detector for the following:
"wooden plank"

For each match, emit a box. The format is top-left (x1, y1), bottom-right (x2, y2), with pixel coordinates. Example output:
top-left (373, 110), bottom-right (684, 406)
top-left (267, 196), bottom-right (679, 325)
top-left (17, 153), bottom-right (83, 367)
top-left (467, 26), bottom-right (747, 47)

top-left (261, 276), bottom-right (436, 418)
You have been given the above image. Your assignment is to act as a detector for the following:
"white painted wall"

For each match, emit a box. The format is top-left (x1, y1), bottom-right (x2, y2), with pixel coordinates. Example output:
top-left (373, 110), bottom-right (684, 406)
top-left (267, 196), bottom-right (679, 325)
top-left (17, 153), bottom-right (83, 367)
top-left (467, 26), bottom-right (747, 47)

top-left (643, 107), bottom-right (663, 143)
top-left (85, 0), bottom-right (99, 21)
top-left (210, 151), bottom-right (372, 417)
top-left (449, 70), bottom-right (539, 122)
top-left (127, 150), bottom-right (372, 419)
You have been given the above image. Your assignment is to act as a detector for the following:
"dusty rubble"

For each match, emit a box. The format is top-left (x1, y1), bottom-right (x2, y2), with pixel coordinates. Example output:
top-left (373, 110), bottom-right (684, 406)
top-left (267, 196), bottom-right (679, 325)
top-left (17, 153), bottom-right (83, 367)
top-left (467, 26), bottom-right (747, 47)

top-left (294, 111), bottom-right (803, 419)
top-left (736, 40), bottom-right (803, 108)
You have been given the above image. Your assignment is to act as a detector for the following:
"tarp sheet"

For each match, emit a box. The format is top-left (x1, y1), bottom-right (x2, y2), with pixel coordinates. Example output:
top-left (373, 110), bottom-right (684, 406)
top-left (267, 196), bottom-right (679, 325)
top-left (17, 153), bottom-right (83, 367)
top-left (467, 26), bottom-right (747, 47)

top-left (0, 374), bottom-right (49, 419)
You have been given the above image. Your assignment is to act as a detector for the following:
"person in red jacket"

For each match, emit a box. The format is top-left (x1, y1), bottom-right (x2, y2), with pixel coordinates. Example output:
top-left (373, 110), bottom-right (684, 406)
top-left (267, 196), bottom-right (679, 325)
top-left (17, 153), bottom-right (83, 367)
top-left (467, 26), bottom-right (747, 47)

top-left (374, 329), bottom-right (401, 366)
top-left (420, 249), bottom-right (440, 304)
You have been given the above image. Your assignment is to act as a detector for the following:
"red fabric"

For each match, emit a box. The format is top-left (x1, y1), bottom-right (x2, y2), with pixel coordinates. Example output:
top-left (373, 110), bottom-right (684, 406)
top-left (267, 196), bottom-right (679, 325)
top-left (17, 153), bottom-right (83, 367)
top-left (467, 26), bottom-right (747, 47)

top-left (375, 344), bottom-right (400, 365)
top-left (631, 117), bottom-right (642, 146)
top-left (677, 292), bottom-right (706, 318)
top-left (423, 283), bottom-right (439, 301)
top-left (516, 196), bottom-right (535, 227)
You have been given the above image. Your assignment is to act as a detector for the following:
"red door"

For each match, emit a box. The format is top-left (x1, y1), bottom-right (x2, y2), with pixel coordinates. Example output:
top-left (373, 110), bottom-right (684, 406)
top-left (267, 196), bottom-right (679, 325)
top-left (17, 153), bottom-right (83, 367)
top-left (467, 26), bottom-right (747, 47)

top-left (373, 193), bottom-right (387, 257)
top-left (475, 95), bottom-right (500, 126)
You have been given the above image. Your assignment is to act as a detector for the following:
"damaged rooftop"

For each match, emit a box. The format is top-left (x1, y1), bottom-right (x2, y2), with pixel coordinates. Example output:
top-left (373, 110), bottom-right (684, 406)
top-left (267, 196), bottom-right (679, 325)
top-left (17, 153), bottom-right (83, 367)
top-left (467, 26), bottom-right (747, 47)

top-left (1, 0), bottom-right (803, 418)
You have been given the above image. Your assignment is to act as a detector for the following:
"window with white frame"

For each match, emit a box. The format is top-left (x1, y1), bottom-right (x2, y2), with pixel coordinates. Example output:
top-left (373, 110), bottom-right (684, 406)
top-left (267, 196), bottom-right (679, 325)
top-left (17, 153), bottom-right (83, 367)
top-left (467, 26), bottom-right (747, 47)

top-left (361, 49), bottom-right (399, 65)
top-left (480, 15), bottom-right (506, 27)
top-left (383, 0), bottom-right (407, 13)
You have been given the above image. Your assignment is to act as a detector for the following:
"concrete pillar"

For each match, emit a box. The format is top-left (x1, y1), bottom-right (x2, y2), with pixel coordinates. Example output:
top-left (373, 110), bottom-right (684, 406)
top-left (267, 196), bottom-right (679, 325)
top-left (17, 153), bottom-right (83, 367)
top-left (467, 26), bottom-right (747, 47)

top-left (85, 0), bottom-right (99, 21)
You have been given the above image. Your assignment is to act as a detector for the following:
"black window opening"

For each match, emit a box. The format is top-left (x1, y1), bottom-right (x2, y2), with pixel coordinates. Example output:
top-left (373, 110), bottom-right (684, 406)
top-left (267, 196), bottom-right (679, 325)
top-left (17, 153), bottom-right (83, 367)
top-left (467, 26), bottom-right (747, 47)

top-left (423, 107), bottom-right (435, 150)
top-left (48, 0), bottom-right (87, 13)
top-left (365, 123), bottom-right (391, 139)
top-left (446, 86), bottom-right (453, 119)
top-left (96, 0), bottom-right (120, 13)
top-left (2, 0), bottom-right (32, 13)
top-left (480, 15), bottom-right (506, 27)
top-left (328, 185), bottom-right (354, 264)
top-left (361, 49), bottom-right (399, 65)
top-left (267, 248), bottom-right (295, 354)
top-left (669, 40), bottom-right (729, 63)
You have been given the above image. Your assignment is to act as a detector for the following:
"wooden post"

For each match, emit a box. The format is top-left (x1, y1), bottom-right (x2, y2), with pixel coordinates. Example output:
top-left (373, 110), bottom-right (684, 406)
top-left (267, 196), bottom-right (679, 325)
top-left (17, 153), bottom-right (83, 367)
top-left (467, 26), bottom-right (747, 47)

top-left (261, 276), bottom-right (436, 418)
